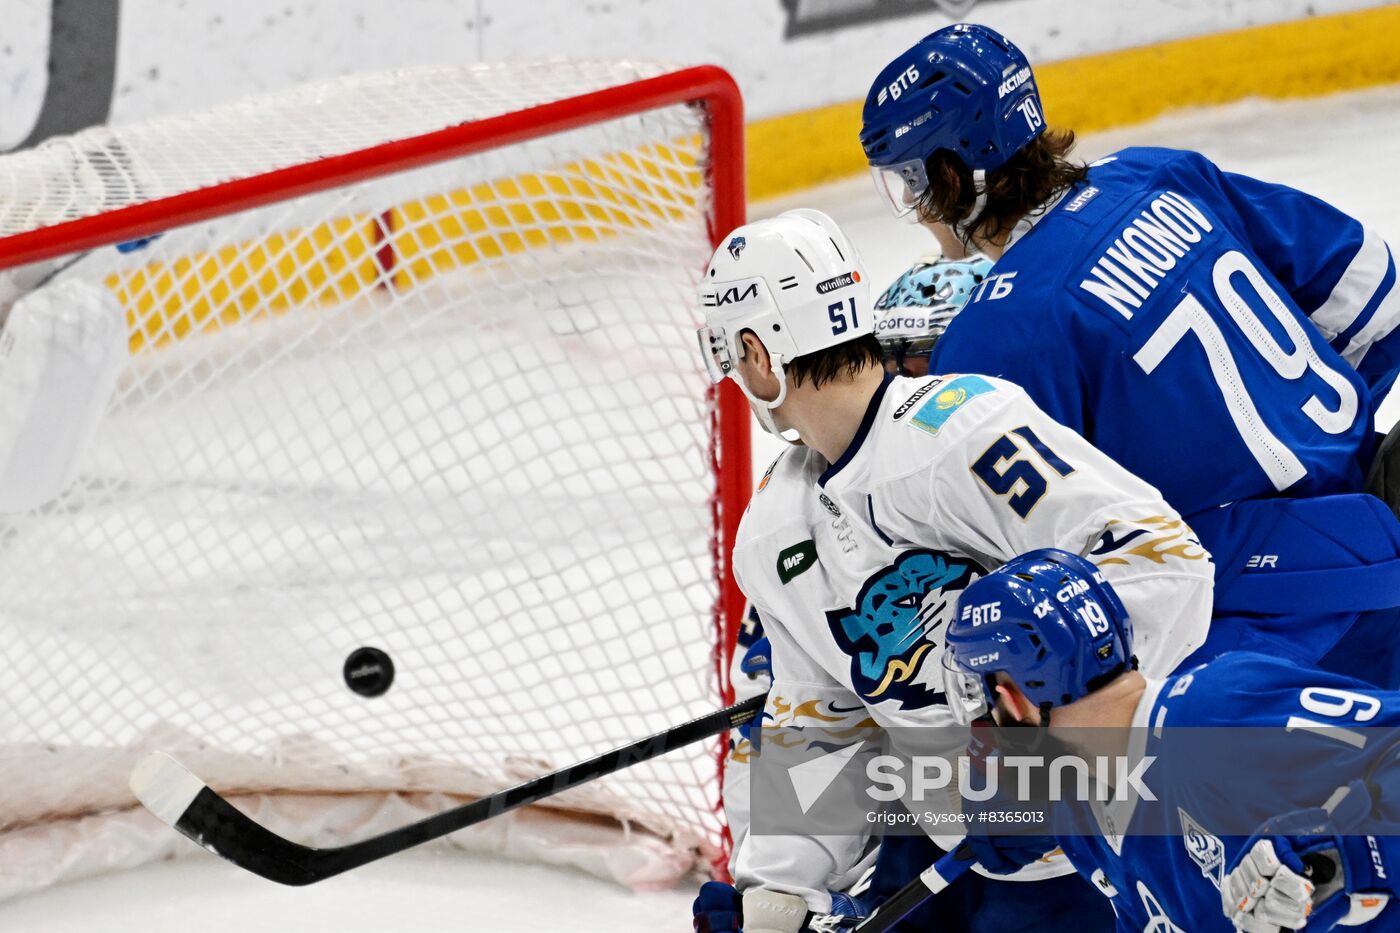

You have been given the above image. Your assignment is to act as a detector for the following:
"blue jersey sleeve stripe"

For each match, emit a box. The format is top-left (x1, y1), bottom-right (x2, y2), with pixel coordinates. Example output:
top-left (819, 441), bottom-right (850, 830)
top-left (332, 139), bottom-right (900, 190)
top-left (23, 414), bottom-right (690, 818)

top-left (1342, 255), bottom-right (1400, 367)
top-left (1310, 227), bottom-right (1393, 340)
top-left (1333, 246), bottom-right (1397, 350)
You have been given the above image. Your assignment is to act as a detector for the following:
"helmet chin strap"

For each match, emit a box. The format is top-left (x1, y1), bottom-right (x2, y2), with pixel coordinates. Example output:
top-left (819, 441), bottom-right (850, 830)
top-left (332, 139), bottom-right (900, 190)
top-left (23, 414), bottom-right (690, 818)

top-left (734, 352), bottom-right (802, 444)
top-left (951, 168), bottom-right (988, 252)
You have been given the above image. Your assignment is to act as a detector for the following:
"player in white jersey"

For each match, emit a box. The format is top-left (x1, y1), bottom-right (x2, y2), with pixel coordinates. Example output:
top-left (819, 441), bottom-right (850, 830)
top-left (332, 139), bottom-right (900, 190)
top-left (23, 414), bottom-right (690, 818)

top-left (692, 209), bottom-right (1213, 933)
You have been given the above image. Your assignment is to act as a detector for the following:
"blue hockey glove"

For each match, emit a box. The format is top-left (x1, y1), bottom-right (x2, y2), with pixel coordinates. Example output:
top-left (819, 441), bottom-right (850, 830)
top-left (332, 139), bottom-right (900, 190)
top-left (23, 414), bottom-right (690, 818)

top-left (694, 881), bottom-right (743, 932)
top-left (961, 720), bottom-right (1057, 875)
top-left (741, 636), bottom-right (773, 680)
top-left (734, 632), bottom-right (773, 745)
top-left (963, 829), bottom-right (1058, 876)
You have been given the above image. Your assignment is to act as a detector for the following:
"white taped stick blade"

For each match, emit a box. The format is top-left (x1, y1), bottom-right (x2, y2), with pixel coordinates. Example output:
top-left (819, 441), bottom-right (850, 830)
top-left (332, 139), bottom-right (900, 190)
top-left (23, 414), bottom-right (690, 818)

top-left (129, 752), bottom-right (206, 828)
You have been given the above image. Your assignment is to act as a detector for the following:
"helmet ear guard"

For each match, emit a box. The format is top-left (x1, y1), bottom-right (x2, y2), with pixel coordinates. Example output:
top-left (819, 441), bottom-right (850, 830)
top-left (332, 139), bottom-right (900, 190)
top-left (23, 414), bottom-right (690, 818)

top-left (941, 664), bottom-right (990, 725)
top-left (697, 310), bottom-right (795, 440)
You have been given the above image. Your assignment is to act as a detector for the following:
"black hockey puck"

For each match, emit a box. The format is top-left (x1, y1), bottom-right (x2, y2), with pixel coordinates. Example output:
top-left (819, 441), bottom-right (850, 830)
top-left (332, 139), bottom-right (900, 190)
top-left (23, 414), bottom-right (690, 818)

top-left (344, 646), bottom-right (395, 698)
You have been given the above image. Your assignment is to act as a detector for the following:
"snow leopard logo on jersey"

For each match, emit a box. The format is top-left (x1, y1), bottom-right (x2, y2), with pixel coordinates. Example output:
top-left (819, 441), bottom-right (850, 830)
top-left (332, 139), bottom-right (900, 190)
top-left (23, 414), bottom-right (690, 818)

top-left (827, 549), bottom-right (983, 710)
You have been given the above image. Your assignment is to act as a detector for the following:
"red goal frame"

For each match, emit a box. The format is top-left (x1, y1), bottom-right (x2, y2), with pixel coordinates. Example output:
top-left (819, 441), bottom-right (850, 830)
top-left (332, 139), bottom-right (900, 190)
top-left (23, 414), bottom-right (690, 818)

top-left (0, 63), bottom-right (753, 866)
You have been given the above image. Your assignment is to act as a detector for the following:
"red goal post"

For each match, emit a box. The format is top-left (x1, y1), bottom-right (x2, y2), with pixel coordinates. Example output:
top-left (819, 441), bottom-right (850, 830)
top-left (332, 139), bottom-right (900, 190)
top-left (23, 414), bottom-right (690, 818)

top-left (0, 61), bottom-right (751, 895)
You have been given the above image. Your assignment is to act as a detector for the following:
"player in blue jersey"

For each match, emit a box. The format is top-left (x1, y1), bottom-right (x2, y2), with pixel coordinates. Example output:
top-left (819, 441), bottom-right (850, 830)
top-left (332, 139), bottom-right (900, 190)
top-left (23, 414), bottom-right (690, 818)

top-left (943, 549), bottom-right (1400, 931)
top-left (860, 24), bottom-right (1400, 689)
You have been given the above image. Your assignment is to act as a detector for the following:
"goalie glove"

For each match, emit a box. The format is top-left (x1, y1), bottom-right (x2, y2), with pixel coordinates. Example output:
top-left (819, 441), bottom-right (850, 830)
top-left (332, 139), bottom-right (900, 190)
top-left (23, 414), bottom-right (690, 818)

top-left (1222, 781), bottom-right (1393, 931)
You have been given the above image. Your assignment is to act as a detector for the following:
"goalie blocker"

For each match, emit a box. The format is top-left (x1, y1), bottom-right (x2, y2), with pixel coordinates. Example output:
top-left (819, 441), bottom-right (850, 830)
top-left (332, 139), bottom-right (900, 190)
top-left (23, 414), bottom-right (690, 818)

top-left (0, 275), bottom-right (125, 513)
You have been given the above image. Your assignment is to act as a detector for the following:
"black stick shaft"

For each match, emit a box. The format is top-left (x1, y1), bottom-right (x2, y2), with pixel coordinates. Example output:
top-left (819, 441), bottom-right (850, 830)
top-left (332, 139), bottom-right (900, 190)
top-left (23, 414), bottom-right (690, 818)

top-left (852, 845), bottom-right (975, 933)
top-left (171, 693), bottom-right (764, 884)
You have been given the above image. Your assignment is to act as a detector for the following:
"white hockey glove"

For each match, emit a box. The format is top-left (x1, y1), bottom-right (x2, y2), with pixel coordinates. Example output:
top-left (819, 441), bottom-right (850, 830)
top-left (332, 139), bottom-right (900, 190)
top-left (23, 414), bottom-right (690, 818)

top-left (693, 883), bottom-right (869, 933)
top-left (1223, 838), bottom-right (1328, 931)
top-left (1223, 783), bottom-right (1393, 931)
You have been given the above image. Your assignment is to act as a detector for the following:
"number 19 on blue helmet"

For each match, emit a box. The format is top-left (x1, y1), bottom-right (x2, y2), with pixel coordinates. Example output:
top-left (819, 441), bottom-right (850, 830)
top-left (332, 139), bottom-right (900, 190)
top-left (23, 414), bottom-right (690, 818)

top-left (942, 548), bottom-right (1135, 725)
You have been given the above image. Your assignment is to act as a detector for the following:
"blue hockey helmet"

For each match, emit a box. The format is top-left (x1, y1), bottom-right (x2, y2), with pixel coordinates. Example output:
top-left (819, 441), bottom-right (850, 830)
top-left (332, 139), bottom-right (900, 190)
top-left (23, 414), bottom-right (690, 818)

top-left (860, 24), bottom-right (1046, 217)
top-left (942, 549), bottom-right (1134, 724)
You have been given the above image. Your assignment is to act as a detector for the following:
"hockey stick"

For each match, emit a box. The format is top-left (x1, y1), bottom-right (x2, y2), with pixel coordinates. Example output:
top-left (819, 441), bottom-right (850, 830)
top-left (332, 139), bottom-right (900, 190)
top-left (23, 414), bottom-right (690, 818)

top-left (130, 692), bottom-right (764, 885)
top-left (851, 844), bottom-right (976, 933)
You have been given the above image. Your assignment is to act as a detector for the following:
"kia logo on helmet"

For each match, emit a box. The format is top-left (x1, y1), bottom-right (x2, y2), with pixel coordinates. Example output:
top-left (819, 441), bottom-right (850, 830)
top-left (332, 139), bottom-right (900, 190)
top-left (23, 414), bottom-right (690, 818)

top-left (716, 282), bottom-right (760, 306)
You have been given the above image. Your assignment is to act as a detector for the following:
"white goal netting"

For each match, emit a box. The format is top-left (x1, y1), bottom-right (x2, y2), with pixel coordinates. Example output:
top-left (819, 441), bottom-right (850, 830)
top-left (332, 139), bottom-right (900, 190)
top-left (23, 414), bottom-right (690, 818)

top-left (0, 60), bottom-right (745, 898)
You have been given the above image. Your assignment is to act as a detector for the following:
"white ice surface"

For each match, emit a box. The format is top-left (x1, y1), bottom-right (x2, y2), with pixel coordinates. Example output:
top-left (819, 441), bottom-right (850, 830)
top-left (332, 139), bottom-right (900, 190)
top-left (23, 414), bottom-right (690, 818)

top-left (0, 850), bottom-right (692, 932)
top-left (6, 83), bottom-right (1400, 933)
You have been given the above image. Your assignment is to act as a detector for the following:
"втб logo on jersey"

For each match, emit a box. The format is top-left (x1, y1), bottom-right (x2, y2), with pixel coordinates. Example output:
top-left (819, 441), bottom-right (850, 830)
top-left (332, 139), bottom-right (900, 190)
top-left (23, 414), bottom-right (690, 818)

top-left (827, 549), bottom-right (981, 710)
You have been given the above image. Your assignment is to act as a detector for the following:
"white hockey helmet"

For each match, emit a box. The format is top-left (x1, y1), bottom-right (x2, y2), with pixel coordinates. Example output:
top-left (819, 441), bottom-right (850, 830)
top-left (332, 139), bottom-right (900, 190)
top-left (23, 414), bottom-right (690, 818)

top-left (697, 209), bottom-right (872, 436)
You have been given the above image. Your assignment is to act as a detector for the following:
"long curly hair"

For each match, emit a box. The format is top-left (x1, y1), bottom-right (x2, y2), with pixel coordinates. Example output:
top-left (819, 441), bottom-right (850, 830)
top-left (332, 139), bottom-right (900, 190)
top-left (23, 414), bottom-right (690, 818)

top-left (915, 129), bottom-right (1088, 243)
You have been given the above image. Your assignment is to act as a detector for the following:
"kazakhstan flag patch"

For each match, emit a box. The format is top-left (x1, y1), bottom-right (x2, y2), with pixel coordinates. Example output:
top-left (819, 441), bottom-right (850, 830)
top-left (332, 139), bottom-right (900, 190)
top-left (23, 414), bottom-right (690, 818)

top-left (910, 375), bottom-right (997, 435)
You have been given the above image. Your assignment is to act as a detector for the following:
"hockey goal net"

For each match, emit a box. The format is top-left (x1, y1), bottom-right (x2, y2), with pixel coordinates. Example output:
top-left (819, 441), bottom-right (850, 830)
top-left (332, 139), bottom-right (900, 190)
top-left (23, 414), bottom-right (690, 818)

top-left (0, 60), bottom-right (749, 898)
